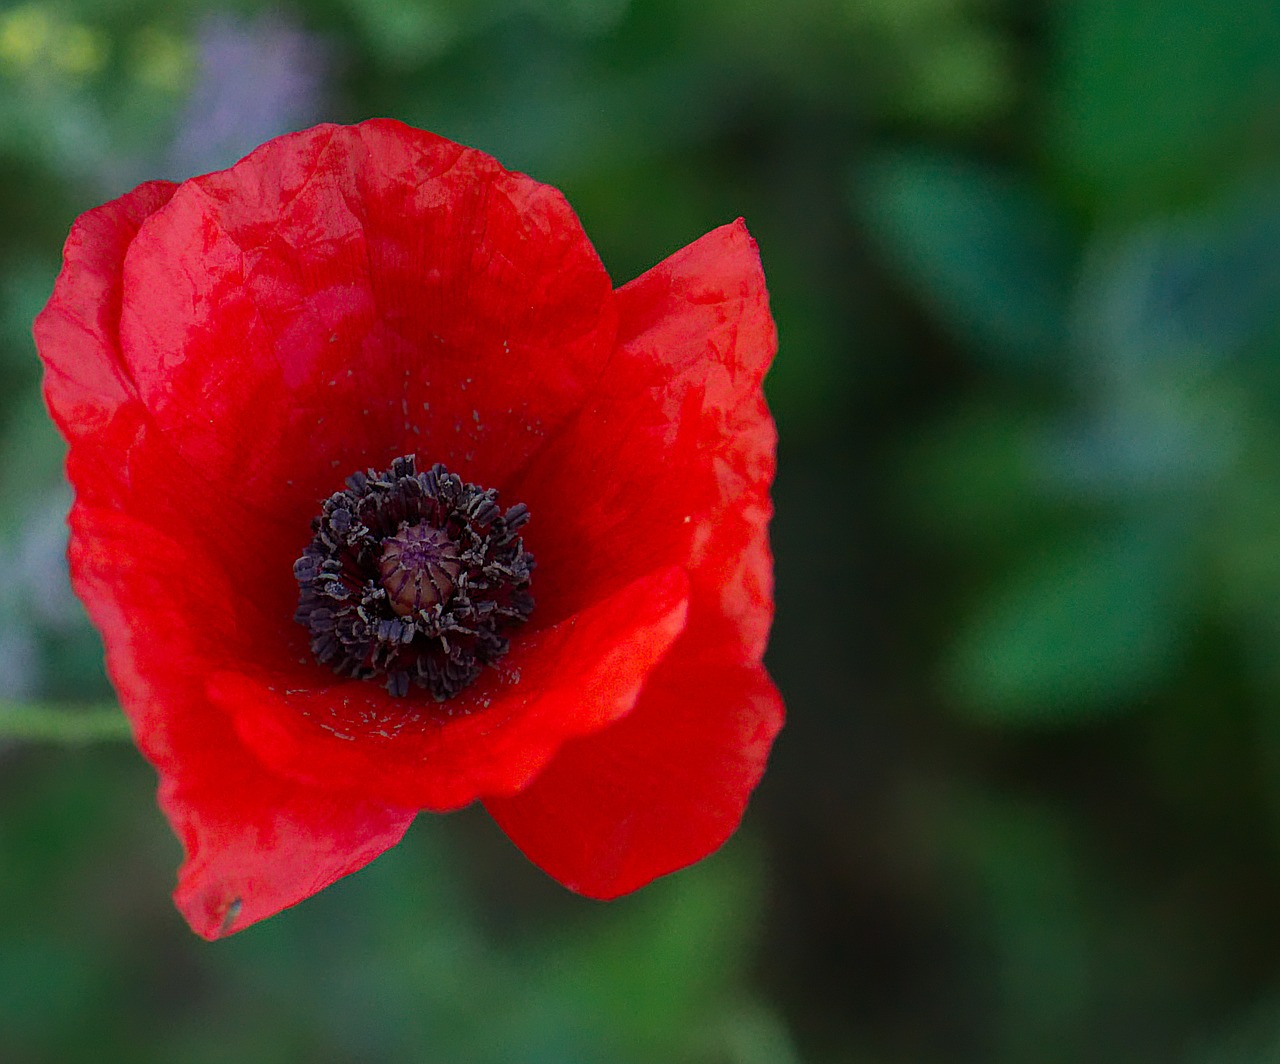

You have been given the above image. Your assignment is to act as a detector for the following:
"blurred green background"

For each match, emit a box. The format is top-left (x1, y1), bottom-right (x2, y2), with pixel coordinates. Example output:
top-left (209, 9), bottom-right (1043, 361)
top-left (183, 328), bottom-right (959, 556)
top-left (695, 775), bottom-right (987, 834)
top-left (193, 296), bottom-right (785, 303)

top-left (6, 0), bottom-right (1280, 1061)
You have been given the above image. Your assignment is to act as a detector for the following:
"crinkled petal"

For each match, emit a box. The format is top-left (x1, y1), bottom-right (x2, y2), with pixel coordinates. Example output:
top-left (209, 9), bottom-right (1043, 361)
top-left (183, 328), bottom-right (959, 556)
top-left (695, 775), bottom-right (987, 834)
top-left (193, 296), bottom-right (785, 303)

top-left (34, 124), bottom-right (782, 930)
top-left (486, 220), bottom-right (781, 894)
top-left (35, 182), bottom-right (402, 940)
top-left (115, 119), bottom-right (617, 527)
top-left (72, 121), bottom-right (620, 663)
top-left (36, 180), bottom-right (306, 642)
top-left (485, 642), bottom-right (784, 898)
top-left (210, 566), bottom-right (690, 810)
top-left (69, 507), bottom-right (415, 940)
top-left (36, 180), bottom-right (176, 448)
top-left (512, 218), bottom-right (776, 657)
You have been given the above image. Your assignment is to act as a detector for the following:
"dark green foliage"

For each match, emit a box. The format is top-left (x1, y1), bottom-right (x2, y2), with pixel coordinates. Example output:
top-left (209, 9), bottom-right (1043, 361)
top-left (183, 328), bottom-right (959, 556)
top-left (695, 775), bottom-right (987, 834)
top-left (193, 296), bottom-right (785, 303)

top-left (7, 0), bottom-right (1280, 1061)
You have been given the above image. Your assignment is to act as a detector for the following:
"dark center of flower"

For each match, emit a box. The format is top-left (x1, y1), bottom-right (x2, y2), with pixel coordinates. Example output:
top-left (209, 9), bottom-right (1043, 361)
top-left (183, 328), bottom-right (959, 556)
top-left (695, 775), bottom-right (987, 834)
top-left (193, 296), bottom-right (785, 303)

top-left (379, 523), bottom-right (463, 615)
top-left (293, 455), bottom-right (534, 701)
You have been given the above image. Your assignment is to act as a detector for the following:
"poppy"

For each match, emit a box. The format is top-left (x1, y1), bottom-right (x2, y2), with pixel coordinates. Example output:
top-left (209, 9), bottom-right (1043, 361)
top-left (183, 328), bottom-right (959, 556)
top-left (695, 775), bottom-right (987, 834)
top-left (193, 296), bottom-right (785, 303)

top-left (34, 119), bottom-right (782, 939)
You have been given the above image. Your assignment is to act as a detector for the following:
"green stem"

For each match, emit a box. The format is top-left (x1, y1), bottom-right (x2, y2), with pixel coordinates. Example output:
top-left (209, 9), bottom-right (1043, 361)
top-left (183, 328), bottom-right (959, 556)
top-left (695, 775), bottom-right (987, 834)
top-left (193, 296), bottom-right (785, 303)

top-left (0, 702), bottom-right (131, 745)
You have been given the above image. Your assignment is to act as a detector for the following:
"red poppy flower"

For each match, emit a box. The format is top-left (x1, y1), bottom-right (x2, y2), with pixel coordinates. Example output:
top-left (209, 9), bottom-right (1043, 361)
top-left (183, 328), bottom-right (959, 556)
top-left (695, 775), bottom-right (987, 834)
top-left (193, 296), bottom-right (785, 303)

top-left (34, 119), bottom-right (782, 939)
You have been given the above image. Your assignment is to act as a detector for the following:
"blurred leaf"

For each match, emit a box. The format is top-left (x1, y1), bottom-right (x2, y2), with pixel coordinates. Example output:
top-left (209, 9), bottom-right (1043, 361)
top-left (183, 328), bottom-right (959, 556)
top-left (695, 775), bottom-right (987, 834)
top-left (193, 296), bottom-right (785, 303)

top-left (522, 0), bottom-right (634, 37)
top-left (893, 23), bottom-right (1017, 129)
top-left (1204, 412), bottom-right (1280, 621)
top-left (0, 702), bottom-right (127, 744)
top-left (845, 0), bottom-right (1018, 129)
top-left (515, 847), bottom-right (765, 1062)
top-left (1049, 0), bottom-right (1280, 212)
top-left (341, 0), bottom-right (498, 67)
top-left (1189, 982), bottom-right (1280, 1064)
top-left (1075, 202), bottom-right (1280, 372)
top-left (855, 150), bottom-right (1075, 371)
top-left (897, 399), bottom-right (1050, 551)
top-left (0, 937), bottom-right (102, 1047)
top-left (712, 1003), bottom-right (805, 1064)
top-left (0, 388), bottom-right (67, 540)
top-left (944, 796), bottom-right (1095, 1061)
top-left (0, 260), bottom-right (56, 372)
top-left (947, 523), bottom-right (1189, 722)
top-left (1040, 373), bottom-right (1247, 506)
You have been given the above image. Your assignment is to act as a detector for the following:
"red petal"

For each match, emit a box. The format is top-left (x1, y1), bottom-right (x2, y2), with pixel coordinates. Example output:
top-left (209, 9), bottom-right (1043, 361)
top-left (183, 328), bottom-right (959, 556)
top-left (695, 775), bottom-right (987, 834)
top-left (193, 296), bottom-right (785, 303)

top-left (512, 218), bottom-right (777, 658)
top-left (69, 507), bottom-right (414, 939)
top-left (210, 566), bottom-right (690, 810)
top-left (35, 129), bottom-right (782, 924)
top-left (114, 120), bottom-right (617, 527)
top-left (69, 121), bottom-right (619, 658)
top-left (36, 183), bottom-right (394, 938)
top-left (487, 221), bottom-right (782, 896)
top-left (36, 180), bottom-right (176, 447)
top-left (485, 644), bottom-right (784, 897)
top-left (37, 180), bottom-right (305, 677)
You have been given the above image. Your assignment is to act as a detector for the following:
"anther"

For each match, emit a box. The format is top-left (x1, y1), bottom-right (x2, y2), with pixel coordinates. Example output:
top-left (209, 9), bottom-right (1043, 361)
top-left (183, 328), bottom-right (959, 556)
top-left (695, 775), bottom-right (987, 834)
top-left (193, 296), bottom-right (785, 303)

top-left (293, 455), bottom-right (534, 701)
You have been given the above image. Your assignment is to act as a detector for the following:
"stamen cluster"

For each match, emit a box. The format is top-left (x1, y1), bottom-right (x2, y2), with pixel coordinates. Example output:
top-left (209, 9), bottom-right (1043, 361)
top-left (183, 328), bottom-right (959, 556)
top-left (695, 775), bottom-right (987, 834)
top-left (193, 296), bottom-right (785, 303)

top-left (293, 455), bottom-right (534, 700)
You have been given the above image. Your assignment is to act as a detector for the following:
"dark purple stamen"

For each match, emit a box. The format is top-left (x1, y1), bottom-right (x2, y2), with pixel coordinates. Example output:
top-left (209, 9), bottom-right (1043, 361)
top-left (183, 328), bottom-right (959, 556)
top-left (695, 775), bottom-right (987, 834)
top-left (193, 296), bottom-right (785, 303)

top-left (293, 455), bottom-right (534, 700)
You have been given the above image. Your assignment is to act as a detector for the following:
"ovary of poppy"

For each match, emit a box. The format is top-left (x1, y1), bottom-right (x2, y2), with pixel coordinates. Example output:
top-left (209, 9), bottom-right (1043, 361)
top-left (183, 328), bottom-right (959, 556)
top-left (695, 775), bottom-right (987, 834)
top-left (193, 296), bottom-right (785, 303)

top-left (34, 119), bottom-right (782, 939)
